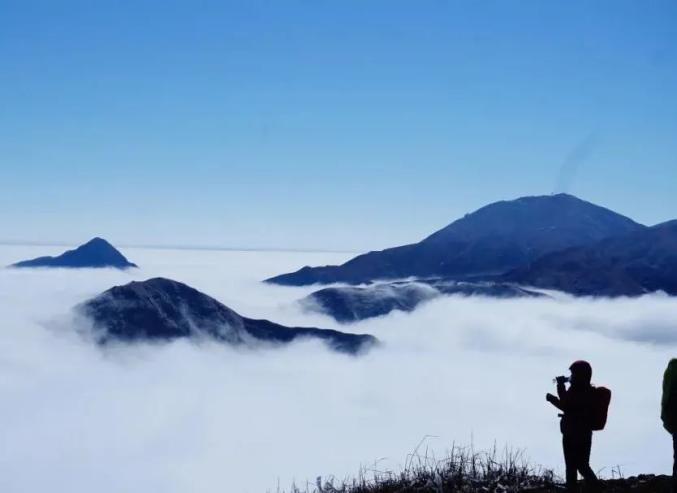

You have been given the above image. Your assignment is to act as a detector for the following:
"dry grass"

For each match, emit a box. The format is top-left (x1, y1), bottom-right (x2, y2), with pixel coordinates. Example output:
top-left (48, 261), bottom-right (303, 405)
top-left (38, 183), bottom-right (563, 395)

top-left (273, 440), bottom-right (672, 493)
top-left (278, 441), bottom-right (557, 493)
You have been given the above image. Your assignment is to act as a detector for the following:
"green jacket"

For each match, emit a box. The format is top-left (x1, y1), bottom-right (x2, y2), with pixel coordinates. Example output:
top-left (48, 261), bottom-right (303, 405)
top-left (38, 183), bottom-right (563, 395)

top-left (661, 359), bottom-right (677, 434)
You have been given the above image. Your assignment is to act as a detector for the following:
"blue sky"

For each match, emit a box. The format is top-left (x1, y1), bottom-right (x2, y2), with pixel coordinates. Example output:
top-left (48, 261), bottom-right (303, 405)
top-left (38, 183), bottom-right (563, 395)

top-left (2, 0), bottom-right (676, 251)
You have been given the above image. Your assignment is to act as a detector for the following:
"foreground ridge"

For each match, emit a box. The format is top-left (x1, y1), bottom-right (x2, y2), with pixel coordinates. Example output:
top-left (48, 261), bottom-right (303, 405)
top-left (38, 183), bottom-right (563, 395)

top-left (280, 445), bottom-right (671, 493)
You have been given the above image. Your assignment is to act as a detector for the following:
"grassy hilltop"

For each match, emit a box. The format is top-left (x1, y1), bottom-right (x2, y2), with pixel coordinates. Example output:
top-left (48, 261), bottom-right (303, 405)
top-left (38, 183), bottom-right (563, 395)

top-left (279, 445), bottom-right (671, 493)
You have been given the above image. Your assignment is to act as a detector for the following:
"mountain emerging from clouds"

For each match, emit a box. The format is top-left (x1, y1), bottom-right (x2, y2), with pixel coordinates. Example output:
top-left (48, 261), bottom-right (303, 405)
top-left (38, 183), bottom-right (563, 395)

top-left (505, 220), bottom-right (677, 296)
top-left (10, 237), bottom-right (137, 269)
top-left (266, 194), bottom-right (645, 286)
top-left (78, 278), bottom-right (377, 354)
top-left (303, 280), bottom-right (543, 323)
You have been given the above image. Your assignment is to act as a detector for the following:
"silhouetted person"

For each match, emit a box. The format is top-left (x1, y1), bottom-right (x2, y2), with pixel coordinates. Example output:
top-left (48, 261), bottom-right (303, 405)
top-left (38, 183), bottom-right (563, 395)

top-left (546, 360), bottom-right (600, 492)
top-left (661, 359), bottom-right (677, 493)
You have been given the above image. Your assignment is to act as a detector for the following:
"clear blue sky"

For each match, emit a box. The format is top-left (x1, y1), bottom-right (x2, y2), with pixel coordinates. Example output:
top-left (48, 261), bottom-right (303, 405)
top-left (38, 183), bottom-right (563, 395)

top-left (2, 0), bottom-right (676, 251)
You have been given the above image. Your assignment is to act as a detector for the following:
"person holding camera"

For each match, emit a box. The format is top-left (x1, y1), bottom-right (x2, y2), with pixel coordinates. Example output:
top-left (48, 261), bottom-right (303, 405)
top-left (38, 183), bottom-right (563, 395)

top-left (546, 360), bottom-right (601, 492)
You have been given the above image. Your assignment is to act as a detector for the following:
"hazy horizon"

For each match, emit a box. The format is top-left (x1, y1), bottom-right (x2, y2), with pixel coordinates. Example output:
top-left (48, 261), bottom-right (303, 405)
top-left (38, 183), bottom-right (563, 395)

top-left (0, 190), bottom-right (668, 253)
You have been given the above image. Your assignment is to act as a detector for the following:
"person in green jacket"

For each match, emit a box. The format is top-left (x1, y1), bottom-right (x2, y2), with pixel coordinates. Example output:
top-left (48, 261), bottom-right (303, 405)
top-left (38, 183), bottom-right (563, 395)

top-left (661, 359), bottom-right (677, 493)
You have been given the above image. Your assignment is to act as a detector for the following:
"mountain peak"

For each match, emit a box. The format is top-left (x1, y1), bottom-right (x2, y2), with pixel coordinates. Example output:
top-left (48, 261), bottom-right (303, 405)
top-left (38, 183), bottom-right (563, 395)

top-left (10, 237), bottom-right (138, 269)
top-left (78, 277), bottom-right (377, 354)
top-left (422, 193), bottom-right (643, 245)
top-left (86, 236), bottom-right (110, 245)
top-left (266, 193), bottom-right (646, 286)
top-left (78, 237), bottom-right (122, 252)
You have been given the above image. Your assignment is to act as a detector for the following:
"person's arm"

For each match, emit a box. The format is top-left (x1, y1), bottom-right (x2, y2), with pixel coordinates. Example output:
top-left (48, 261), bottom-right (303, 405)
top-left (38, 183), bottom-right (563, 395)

top-left (546, 393), bottom-right (563, 411)
top-left (554, 379), bottom-right (568, 412)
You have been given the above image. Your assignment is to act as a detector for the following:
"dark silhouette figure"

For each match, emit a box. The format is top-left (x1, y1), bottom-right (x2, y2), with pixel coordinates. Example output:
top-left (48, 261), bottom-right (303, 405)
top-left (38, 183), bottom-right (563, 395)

top-left (661, 359), bottom-right (677, 493)
top-left (546, 360), bottom-right (601, 492)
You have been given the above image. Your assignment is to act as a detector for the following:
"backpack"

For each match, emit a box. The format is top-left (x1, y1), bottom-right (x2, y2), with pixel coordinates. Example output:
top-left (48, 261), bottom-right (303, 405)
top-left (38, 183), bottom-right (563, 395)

top-left (591, 386), bottom-right (612, 431)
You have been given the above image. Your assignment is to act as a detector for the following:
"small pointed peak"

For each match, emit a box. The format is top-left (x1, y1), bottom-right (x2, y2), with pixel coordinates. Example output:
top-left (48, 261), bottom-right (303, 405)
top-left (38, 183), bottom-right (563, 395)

top-left (10, 236), bottom-right (137, 269)
top-left (84, 237), bottom-right (112, 246)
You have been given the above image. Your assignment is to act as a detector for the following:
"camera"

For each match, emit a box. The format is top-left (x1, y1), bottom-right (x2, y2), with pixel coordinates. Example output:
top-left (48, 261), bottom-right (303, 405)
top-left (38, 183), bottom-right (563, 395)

top-left (553, 375), bottom-right (570, 385)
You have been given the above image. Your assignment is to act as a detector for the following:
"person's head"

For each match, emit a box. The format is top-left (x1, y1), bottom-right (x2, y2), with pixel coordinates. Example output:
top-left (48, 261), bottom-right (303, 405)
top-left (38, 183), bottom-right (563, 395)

top-left (569, 360), bottom-right (592, 386)
top-left (668, 359), bottom-right (677, 373)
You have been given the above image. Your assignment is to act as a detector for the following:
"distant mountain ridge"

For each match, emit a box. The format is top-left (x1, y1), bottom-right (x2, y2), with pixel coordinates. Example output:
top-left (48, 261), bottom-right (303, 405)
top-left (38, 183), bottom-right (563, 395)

top-left (505, 220), bottom-right (677, 296)
top-left (78, 278), bottom-right (377, 354)
top-left (10, 237), bottom-right (137, 269)
top-left (266, 194), bottom-right (645, 286)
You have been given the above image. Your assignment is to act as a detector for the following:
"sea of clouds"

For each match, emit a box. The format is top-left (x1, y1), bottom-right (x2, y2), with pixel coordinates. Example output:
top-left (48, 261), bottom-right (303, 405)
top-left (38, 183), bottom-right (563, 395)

top-left (1, 244), bottom-right (676, 493)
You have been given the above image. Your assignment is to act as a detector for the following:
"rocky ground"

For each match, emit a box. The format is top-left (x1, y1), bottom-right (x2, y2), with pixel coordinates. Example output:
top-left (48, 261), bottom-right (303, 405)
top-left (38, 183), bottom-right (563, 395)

top-left (298, 474), bottom-right (672, 493)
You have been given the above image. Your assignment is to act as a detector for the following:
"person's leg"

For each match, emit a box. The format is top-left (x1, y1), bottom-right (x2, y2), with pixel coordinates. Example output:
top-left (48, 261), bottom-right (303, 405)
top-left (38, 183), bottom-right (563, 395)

top-left (575, 432), bottom-right (600, 492)
top-left (563, 434), bottom-right (578, 492)
top-left (672, 433), bottom-right (677, 493)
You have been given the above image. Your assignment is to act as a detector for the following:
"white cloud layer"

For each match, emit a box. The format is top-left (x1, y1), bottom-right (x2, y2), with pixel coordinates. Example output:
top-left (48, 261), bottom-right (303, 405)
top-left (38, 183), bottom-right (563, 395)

top-left (0, 244), bottom-right (675, 493)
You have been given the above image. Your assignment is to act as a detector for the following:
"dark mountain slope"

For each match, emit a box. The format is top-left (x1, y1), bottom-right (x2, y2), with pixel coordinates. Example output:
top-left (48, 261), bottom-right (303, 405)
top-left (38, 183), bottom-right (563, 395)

top-left (11, 237), bottom-right (137, 269)
top-left (506, 221), bottom-right (677, 296)
top-left (267, 194), bottom-right (645, 286)
top-left (78, 278), bottom-right (376, 354)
